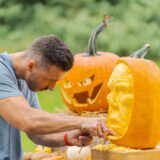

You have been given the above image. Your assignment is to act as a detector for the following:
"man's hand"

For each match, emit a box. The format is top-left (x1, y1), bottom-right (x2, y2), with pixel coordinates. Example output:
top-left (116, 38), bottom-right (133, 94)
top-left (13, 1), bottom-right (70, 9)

top-left (81, 117), bottom-right (115, 138)
top-left (68, 130), bottom-right (92, 147)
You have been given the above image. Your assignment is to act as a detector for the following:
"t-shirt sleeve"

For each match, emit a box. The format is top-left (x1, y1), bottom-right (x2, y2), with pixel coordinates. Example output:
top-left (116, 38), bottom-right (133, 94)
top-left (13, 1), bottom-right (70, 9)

top-left (0, 72), bottom-right (23, 100)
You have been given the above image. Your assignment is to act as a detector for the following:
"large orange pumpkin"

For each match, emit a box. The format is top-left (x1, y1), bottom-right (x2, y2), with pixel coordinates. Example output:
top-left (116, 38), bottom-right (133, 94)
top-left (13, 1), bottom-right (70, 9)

top-left (59, 16), bottom-right (119, 112)
top-left (107, 44), bottom-right (160, 149)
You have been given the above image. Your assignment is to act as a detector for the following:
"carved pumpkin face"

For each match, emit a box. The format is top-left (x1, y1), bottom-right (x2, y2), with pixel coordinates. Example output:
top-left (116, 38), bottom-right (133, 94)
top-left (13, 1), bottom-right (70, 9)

top-left (60, 52), bottom-right (118, 112)
top-left (107, 51), bottom-right (160, 148)
top-left (59, 16), bottom-right (119, 112)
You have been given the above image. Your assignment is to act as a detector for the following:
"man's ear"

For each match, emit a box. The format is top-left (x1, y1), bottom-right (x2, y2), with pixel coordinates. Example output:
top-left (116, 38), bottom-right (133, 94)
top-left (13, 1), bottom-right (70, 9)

top-left (27, 60), bottom-right (37, 73)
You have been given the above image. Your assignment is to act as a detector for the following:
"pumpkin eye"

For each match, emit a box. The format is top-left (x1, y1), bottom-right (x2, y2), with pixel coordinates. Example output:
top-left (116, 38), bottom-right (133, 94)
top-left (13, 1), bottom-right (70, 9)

top-left (67, 81), bottom-right (73, 88)
top-left (82, 78), bottom-right (92, 86)
top-left (63, 80), bottom-right (73, 88)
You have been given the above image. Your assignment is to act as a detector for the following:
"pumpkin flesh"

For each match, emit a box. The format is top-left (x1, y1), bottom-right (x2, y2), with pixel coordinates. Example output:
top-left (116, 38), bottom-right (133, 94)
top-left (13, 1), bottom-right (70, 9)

top-left (107, 63), bottom-right (134, 139)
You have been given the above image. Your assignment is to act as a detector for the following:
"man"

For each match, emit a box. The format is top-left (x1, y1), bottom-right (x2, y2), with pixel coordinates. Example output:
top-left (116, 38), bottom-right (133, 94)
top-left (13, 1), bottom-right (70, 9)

top-left (0, 35), bottom-right (115, 160)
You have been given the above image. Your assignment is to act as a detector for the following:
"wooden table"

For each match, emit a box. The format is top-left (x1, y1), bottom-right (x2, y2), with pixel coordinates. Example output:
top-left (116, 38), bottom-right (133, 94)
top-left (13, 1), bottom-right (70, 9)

top-left (92, 147), bottom-right (160, 160)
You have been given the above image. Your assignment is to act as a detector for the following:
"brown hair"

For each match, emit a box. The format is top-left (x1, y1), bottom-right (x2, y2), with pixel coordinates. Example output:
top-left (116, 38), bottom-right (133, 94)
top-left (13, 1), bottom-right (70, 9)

top-left (28, 35), bottom-right (74, 71)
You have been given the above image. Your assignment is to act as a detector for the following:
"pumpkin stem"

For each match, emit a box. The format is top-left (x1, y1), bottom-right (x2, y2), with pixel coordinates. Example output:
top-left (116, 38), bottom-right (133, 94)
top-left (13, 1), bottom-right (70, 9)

top-left (129, 44), bottom-right (150, 58)
top-left (85, 15), bottom-right (112, 57)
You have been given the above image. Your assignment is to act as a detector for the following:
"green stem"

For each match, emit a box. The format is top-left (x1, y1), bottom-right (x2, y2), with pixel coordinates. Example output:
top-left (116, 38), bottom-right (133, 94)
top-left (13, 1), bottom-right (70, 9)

top-left (129, 44), bottom-right (150, 58)
top-left (85, 15), bottom-right (112, 57)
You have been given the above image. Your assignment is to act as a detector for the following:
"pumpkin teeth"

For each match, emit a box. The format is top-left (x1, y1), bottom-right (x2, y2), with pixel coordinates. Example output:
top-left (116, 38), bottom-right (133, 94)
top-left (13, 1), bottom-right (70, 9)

top-left (87, 98), bottom-right (93, 104)
top-left (72, 98), bottom-right (88, 107)
top-left (61, 89), bottom-right (72, 104)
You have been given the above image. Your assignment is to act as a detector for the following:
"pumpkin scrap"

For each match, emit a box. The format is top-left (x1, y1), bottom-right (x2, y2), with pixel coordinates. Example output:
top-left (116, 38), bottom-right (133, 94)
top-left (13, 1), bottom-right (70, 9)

top-left (34, 145), bottom-right (53, 153)
top-left (94, 143), bottom-right (139, 152)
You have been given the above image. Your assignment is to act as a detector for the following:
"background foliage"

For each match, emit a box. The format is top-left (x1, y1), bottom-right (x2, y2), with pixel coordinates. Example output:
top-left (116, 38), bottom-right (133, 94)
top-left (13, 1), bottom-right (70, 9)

top-left (0, 0), bottom-right (160, 152)
top-left (0, 0), bottom-right (160, 58)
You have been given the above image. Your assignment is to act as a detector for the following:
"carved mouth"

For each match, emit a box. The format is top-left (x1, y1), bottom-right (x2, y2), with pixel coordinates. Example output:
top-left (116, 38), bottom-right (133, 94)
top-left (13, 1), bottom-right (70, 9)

top-left (73, 91), bottom-right (89, 104)
top-left (67, 83), bottom-right (102, 105)
top-left (90, 83), bottom-right (103, 100)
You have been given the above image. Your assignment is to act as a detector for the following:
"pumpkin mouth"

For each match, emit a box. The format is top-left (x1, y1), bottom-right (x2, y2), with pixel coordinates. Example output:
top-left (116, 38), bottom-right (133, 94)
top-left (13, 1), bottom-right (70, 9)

top-left (62, 83), bottom-right (103, 106)
top-left (73, 91), bottom-right (89, 104)
top-left (72, 83), bottom-right (103, 105)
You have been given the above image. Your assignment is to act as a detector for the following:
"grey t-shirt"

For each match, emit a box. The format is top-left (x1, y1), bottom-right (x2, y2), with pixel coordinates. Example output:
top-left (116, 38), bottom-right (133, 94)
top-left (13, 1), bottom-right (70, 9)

top-left (0, 52), bottom-right (41, 160)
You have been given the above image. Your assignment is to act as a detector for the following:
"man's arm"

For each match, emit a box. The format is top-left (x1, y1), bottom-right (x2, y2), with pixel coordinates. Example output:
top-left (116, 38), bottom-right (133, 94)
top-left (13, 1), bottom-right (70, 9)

top-left (27, 130), bottom-right (92, 147)
top-left (27, 132), bottom-right (66, 147)
top-left (0, 96), bottom-right (112, 136)
top-left (0, 96), bottom-right (82, 134)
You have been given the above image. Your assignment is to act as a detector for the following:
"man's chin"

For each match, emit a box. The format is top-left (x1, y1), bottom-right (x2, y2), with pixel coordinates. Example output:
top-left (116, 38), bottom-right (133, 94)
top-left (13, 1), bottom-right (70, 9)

top-left (35, 89), bottom-right (47, 92)
top-left (35, 89), bottom-right (43, 92)
top-left (26, 82), bottom-right (40, 92)
top-left (28, 87), bottom-right (39, 92)
top-left (28, 86), bottom-right (46, 92)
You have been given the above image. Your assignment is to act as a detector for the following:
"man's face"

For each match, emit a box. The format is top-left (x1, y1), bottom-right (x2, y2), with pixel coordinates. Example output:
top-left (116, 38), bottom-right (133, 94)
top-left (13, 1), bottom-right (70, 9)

top-left (25, 63), bottom-right (66, 92)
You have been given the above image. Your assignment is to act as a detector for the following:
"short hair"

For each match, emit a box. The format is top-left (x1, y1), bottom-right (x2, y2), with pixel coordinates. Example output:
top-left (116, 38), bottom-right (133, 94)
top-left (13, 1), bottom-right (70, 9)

top-left (28, 35), bottom-right (74, 71)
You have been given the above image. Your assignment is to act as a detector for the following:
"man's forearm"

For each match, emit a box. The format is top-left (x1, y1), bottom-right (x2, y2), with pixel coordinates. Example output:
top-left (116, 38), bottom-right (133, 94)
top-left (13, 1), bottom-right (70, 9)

top-left (0, 96), bottom-right (113, 139)
top-left (26, 108), bottom-right (85, 134)
top-left (27, 132), bottom-right (66, 147)
top-left (0, 96), bottom-right (85, 134)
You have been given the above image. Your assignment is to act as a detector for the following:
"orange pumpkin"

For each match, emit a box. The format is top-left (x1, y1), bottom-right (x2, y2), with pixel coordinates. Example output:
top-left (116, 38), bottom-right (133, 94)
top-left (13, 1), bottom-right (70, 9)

top-left (107, 44), bottom-right (160, 149)
top-left (60, 16), bottom-right (119, 112)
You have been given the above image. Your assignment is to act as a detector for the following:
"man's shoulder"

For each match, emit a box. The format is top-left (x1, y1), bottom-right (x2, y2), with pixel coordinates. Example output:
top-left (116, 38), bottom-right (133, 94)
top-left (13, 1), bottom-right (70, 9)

top-left (0, 52), bottom-right (10, 67)
top-left (0, 53), bottom-right (6, 64)
top-left (0, 52), bottom-right (8, 61)
top-left (0, 53), bottom-right (17, 86)
top-left (0, 60), bottom-right (10, 75)
top-left (0, 52), bottom-right (14, 75)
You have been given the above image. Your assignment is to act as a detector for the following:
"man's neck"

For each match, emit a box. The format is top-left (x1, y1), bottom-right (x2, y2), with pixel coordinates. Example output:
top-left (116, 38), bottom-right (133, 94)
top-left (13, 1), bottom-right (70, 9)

top-left (10, 51), bottom-right (27, 79)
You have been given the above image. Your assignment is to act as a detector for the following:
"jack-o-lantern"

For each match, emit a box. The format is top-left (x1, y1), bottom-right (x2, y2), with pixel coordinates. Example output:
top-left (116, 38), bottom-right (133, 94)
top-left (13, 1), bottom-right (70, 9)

top-left (107, 44), bottom-right (160, 149)
top-left (59, 16), bottom-right (119, 112)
